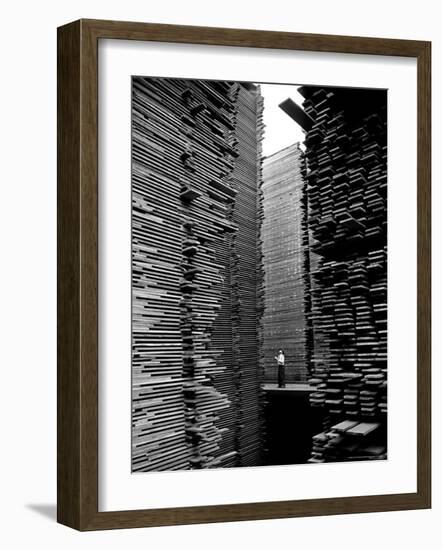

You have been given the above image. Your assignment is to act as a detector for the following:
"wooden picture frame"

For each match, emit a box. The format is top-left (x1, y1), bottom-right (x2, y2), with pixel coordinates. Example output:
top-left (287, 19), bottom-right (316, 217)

top-left (57, 18), bottom-right (431, 531)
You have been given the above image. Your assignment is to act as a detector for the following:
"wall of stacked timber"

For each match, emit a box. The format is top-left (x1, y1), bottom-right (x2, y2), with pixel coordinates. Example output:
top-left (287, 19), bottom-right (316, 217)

top-left (300, 86), bottom-right (388, 462)
top-left (261, 144), bottom-right (310, 384)
top-left (131, 77), bottom-right (387, 470)
top-left (131, 77), bottom-right (264, 472)
top-left (210, 83), bottom-right (265, 467)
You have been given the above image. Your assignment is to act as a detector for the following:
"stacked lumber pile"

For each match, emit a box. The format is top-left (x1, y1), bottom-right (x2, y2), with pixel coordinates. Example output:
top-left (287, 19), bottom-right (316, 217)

top-left (131, 77), bottom-right (264, 471)
top-left (210, 83), bottom-right (265, 467)
top-left (295, 86), bottom-right (388, 462)
top-left (261, 144), bottom-right (310, 383)
top-left (310, 420), bottom-right (387, 463)
top-left (229, 84), bottom-right (265, 466)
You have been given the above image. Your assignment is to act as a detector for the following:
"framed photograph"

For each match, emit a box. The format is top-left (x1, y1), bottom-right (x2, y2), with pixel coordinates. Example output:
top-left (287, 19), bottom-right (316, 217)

top-left (57, 19), bottom-right (431, 530)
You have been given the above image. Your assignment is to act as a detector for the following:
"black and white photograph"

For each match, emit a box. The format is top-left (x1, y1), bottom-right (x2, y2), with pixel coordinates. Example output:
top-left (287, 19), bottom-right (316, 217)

top-left (131, 76), bottom-right (388, 472)
top-left (0, 0), bottom-right (435, 542)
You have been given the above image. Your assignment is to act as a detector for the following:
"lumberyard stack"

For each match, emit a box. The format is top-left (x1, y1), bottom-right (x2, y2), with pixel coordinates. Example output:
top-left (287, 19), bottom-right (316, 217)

top-left (296, 86), bottom-right (388, 462)
top-left (131, 77), bottom-right (265, 471)
top-left (131, 76), bottom-right (388, 471)
top-left (261, 144), bottom-right (310, 383)
top-left (210, 84), bottom-right (265, 467)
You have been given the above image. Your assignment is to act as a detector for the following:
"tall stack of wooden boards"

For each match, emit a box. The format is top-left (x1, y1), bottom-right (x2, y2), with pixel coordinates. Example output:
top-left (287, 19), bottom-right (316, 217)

top-left (131, 77), bottom-right (264, 471)
top-left (297, 86), bottom-right (388, 462)
top-left (218, 83), bottom-right (265, 467)
top-left (261, 144), bottom-right (310, 383)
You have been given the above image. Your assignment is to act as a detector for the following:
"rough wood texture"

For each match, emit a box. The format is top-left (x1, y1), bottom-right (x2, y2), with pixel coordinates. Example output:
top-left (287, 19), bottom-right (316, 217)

top-left (57, 19), bottom-right (431, 531)
top-left (228, 84), bottom-right (265, 466)
top-left (131, 77), bottom-right (236, 472)
top-left (131, 77), bottom-right (264, 471)
top-left (299, 86), bottom-right (388, 462)
top-left (261, 144), bottom-right (309, 384)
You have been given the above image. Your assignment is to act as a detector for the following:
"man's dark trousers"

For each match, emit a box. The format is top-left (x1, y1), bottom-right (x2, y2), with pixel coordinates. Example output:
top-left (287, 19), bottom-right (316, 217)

top-left (278, 364), bottom-right (285, 388)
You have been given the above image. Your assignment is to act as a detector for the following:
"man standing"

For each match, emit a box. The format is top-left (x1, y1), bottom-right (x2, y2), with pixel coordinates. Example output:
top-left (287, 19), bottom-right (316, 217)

top-left (275, 349), bottom-right (286, 388)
